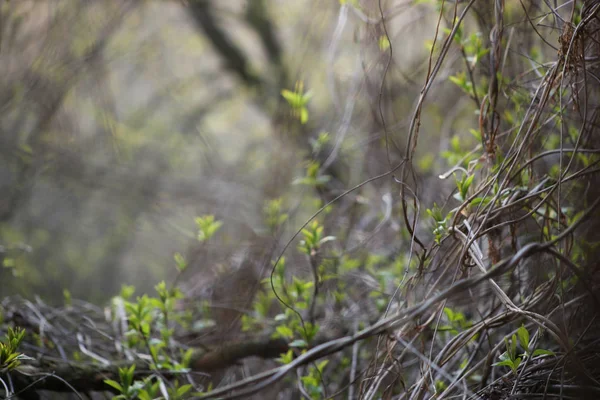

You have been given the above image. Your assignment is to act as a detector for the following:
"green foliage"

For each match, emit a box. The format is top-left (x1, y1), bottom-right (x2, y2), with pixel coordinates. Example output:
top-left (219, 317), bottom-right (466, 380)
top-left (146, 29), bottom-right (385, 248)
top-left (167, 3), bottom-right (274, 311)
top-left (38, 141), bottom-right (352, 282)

top-left (0, 327), bottom-right (31, 372)
top-left (2, 2), bottom-right (590, 398)
top-left (426, 203), bottom-right (453, 244)
top-left (441, 135), bottom-right (477, 167)
top-left (104, 364), bottom-right (140, 400)
top-left (277, 347), bottom-right (328, 399)
top-left (378, 35), bottom-right (390, 51)
top-left (173, 252), bottom-right (187, 273)
top-left (281, 81), bottom-right (312, 124)
top-left (441, 307), bottom-right (469, 335)
top-left (116, 282), bottom-right (188, 372)
top-left (120, 284), bottom-right (136, 300)
top-left (264, 198), bottom-right (288, 232)
top-left (2, 257), bottom-right (15, 269)
top-left (137, 380), bottom-right (162, 400)
top-left (167, 381), bottom-right (193, 400)
top-left (242, 254), bottom-right (322, 345)
top-left (194, 215), bottom-right (223, 243)
top-left (309, 132), bottom-right (330, 155)
top-left (103, 278), bottom-right (198, 398)
top-left (298, 220), bottom-right (335, 256)
top-left (494, 334), bottom-right (522, 374)
top-left (105, 364), bottom-right (193, 400)
top-left (270, 276), bottom-right (320, 343)
top-left (300, 360), bottom-right (329, 399)
top-left (435, 379), bottom-right (448, 392)
top-left (63, 289), bottom-right (72, 307)
top-left (453, 172), bottom-right (474, 202)
top-left (293, 161), bottom-right (331, 188)
top-left (449, 28), bottom-right (489, 68)
top-left (493, 325), bottom-right (555, 375)
top-left (447, 27), bottom-right (489, 100)
top-left (418, 153), bottom-right (435, 172)
top-left (448, 71), bottom-right (474, 97)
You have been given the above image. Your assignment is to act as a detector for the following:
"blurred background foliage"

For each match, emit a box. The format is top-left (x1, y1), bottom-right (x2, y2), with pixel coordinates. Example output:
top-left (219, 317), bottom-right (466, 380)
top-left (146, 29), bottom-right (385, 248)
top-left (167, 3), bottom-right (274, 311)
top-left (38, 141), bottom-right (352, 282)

top-left (0, 0), bottom-right (563, 304)
top-left (0, 0), bottom-right (428, 302)
top-left (2, 1), bottom-right (600, 398)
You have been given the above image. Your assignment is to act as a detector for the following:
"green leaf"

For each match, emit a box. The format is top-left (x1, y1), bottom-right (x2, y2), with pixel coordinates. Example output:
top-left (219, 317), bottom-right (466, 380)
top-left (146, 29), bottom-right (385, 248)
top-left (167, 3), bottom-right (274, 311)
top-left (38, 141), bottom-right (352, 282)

top-left (174, 252), bottom-right (187, 272)
top-left (275, 325), bottom-right (294, 339)
top-left (277, 349), bottom-right (294, 364)
top-left (448, 75), bottom-right (464, 87)
top-left (470, 196), bottom-right (491, 208)
top-left (3, 258), bottom-right (15, 268)
top-left (493, 359), bottom-right (514, 368)
top-left (503, 338), bottom-right (511, 359)
top-left (177, 384), bottom-right (193, 397)
top-left (127, 364), bottom-right (136, 382)
top-left (512, 357), bottom-right (522, 373)
top-left (511, 334), bottom-right (517, 358)
top-left (303, 322), bottom-right (320, 342)
top-left (300, 107), bottom-right (309, 124)
top-left (138, 391), bottom-right (152, 400)
top-left (443, 307), bottom-right (455, 321)
top-left (532, 348), bottom-right (555, 357)
top-left (104, 379), bottom-right (124, 392)
top-left (469, 128), bottom-right (482, 141)
top-left (281, 89), bottom-right (296, 103)
top-left (463, 174), bottom-right (474, 193)
top-left (317, 360), bottom-right (329, 372)
top-left (295, 301), bottom-right (308, 310)
top-left (378, 35), bottom-right (390, 51)
top-left (301, 374), bottom-right (319, 387)
top-left (120, 285), bottom-right (136, 300)
top-left (517, 325), bottom-right (529, 353)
